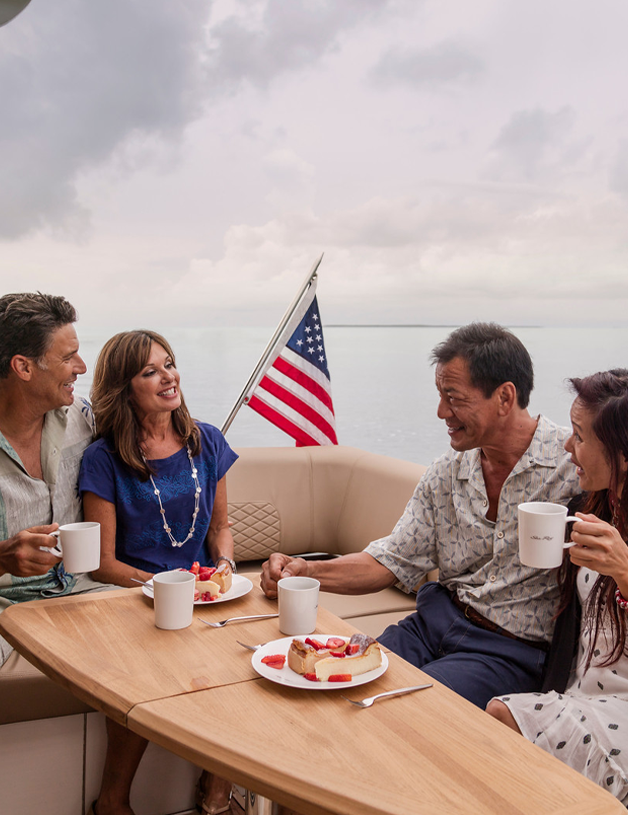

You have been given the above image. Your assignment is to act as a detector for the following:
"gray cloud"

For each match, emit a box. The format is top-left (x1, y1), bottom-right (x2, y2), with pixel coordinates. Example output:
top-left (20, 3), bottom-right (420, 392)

top-left (486, 107), bottom-right (578, 182)
top-left (0, 0), bottom-right (211, 239)
top-left (610, 139), bottom-right (628, 198)
top-left (0, 0), bottom-right (400, 240)
top-left (369, 41), bottom-right (484, 90)
top-left (206, 0), bottom-right (396, 92)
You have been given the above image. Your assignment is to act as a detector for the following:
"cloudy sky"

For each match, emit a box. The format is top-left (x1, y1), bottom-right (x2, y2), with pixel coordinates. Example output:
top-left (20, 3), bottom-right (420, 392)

top-left (2, 0), bottom-right (628, 329)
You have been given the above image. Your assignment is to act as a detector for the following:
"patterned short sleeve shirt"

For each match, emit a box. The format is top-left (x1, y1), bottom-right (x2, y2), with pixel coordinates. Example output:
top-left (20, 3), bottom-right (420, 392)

top-left (365, 416), bottom-right (581, 643)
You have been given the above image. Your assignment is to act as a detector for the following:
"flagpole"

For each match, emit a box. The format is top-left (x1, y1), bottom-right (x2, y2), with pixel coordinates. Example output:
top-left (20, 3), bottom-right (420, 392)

top-left (220, 254), bottom-right (324, 436)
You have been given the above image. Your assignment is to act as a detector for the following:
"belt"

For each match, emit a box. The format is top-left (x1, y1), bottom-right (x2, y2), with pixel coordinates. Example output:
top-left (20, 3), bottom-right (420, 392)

top-left (450, 592), bottom-right (549, 652)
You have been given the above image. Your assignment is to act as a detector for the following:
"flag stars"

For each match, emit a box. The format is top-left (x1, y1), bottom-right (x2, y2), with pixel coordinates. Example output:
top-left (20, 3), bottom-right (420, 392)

top-left (305, 326), bottom-right (312, 333)
top-left (308, 347), bottom-right (315, 354)
top-left (319, 355), bottom-right (325, 362)
top-left (296, 339), bottom-right (304, 347)
top-left (307, 336), bottom-right (314, 343)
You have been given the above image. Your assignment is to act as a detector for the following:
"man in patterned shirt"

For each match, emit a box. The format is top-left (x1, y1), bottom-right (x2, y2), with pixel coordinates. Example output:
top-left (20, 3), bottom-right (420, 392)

top-left (262, 323), bottom-right (580, 708)
top-left (0, 292), bottom-right (110, 665)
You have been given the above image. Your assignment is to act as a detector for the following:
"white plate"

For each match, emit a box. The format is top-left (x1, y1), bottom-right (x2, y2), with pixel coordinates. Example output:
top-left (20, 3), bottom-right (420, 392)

top-left (251, 635), bottom-right (388, 689)
top-left (142, 573), bottom-right (253, 605)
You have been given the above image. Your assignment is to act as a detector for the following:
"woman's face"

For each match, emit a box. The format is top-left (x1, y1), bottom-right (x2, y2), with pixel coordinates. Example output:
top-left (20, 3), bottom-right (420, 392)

top-left (129, 342), bottom-right (181, 420)
top-left (564, 398), bottom-right (614, 492)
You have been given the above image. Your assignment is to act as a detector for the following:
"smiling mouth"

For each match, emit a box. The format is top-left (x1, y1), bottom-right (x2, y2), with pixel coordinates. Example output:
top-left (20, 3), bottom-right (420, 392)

top-left (158, 387), bottom-right (177, 397)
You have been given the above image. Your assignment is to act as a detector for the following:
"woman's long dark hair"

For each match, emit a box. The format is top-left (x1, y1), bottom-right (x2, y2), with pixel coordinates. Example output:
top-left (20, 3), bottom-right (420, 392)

top-left (558, 369), bottom-right (628, 668)
top-left (91, 330), bottom-right (200, 480)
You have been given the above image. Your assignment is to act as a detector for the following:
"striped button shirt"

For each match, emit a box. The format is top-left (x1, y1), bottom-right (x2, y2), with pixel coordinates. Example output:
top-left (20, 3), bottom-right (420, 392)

top-left (0, 398), bottom-right (94, 601)
top-left (365, 415), bottom-right (581, 643)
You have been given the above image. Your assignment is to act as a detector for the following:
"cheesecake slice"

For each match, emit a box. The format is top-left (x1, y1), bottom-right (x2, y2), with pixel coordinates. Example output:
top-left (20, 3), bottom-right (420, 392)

top-left (315, 635), bottom-right (382, 680)
top-left (287, 633), bottom-right (382, 681)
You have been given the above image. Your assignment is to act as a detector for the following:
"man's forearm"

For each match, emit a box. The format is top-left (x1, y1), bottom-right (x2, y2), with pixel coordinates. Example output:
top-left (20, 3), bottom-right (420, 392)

top-left (305, 552), bottom-right (397, 594)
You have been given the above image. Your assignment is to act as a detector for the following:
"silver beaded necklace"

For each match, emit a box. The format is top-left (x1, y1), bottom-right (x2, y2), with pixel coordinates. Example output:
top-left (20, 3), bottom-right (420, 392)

top-left (144, 444), bottom-right (202, 548)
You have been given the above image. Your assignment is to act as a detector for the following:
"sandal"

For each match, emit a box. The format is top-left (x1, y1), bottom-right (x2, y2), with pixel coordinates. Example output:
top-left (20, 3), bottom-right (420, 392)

top-left (195, 771), bottom-right (233, 815)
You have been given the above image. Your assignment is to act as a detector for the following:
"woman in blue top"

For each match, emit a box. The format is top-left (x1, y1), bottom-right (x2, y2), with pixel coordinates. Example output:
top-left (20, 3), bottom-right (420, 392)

top-left (80, 330), bottom-right (237, 815)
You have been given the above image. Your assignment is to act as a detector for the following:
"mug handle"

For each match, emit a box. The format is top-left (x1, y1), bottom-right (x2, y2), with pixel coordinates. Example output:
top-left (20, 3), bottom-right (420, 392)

top-left (563, 515), bottom-right (580, 548)
top-left (39, 530), bottom-right (63, 558)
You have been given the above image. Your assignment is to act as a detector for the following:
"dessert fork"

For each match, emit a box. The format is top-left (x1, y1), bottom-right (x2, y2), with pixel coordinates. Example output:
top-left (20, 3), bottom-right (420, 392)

top-left (341, 684), bottom-right (432, 708)
top-left (200, 613), bottom-right (279, 628)
top-left (236, 640), bottom-right (265, 651)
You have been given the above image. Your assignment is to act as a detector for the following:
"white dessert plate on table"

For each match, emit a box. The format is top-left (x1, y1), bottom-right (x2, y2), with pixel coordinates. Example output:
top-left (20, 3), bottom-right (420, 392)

top-left (252, 635), bottom-right (388, 689)
top-left (142, 574), bottom-right (253, 605)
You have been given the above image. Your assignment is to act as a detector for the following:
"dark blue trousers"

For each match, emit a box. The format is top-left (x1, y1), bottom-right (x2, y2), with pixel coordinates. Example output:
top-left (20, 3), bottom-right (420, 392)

top-left (378, 582), bottom-right (547, 709)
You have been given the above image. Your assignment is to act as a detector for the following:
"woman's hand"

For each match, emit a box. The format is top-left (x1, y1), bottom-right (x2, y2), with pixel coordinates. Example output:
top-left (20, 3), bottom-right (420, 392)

top-left (569, 513), bottom-right (628, 590)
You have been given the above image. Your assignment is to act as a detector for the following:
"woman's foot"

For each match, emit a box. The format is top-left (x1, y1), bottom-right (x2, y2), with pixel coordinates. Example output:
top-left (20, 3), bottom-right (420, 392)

top-left (196, 771), bottom-right (233, 815)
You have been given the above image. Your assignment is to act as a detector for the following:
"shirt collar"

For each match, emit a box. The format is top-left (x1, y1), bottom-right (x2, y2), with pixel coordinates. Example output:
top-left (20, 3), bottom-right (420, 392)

top-left (456, 414), bottom-right (560, 481)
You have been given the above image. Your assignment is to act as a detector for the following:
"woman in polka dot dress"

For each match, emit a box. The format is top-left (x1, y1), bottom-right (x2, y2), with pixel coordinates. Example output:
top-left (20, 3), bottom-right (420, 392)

top-left (487, 369), bottom-right (628, 805)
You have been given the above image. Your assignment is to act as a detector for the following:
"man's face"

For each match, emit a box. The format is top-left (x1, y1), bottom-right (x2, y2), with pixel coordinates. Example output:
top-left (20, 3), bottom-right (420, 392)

top-left (29, 323), bottom-right (87, 410)
top-left (435, 357), bottom-right (500, 452)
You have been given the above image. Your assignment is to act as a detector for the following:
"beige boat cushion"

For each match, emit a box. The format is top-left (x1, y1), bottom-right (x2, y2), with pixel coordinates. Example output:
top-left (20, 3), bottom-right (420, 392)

top-left (228, 445), bottom-right (426, 561)
top-left (0, 649), bottom-right (93, 725)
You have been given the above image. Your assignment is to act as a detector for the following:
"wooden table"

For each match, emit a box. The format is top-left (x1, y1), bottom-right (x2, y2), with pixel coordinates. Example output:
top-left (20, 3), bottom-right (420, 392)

top-left (0, 586), bottom-right (623, 815)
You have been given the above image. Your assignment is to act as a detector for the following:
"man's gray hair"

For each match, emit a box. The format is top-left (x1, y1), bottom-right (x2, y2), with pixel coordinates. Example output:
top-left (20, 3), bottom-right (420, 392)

top-left (0, 293), bottom-right (77, 379)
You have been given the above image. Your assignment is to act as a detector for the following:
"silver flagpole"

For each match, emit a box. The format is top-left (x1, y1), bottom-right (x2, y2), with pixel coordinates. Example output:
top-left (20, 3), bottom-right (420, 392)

top-left (220, 253), bottom-right (324, 436)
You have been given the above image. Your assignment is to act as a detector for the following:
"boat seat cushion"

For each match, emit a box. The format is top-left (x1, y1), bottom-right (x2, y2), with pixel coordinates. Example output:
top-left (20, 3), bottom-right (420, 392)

top-left (0, 649), bottom-right (93, 725)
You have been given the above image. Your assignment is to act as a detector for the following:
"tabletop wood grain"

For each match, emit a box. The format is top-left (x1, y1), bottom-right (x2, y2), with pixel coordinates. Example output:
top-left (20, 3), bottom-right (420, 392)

top-left (129, 651), bottom-right (624, 815)
top-left (1, 586), bottom-right (623, 814)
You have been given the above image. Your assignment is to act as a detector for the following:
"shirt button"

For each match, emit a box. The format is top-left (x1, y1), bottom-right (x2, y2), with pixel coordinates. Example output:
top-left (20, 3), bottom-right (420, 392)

top-left (496, 531), bottom-right (504, 539)
top-left (52, 449), bottom-right (58, 455)
top-left (482, 500), bottom-right (488, 507)
top-left (489, 574), bottom-right (497, 582)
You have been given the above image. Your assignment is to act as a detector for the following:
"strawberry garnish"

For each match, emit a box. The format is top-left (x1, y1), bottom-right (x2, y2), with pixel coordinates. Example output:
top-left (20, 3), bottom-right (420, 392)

top-left (189, 561), bottom-right (201, 575)
top-left (200, 592), bottom-right (217, 601)
top-left (330, 651), bottom-right (346, 658)
top-left (345, 643), bottom-right (360, 655)
top-left (261, 654), bottom-right (286, 669)
top-left (328, 674), bottom-right (352, 682)
top-left (304, 637), bottom-right (326, 651)
top-left (325, 637), bottom-right (346, 650)
top-left (198, 569), bottom-right (217, 581)
top-left (303, 673), bottom-right (320, 682)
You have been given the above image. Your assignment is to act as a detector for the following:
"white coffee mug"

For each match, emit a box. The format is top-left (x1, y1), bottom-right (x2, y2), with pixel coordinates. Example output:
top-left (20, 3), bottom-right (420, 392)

top-left (278, 576), bottom-right (320, 635)
top-left (153, 570), bottom-right (195, 630)
top-left (47, 522), bottom-right (101, 573)
top-left (518, 502), bottom-right (579, 569)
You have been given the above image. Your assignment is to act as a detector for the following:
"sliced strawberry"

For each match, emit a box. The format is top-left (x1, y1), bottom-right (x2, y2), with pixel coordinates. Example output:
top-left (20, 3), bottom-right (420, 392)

top-left (325, 637), bottom-right (346, 650)
top-left (189, 561), bottom-right (201, 575)
top-left (345, 643), bottom-right (360, 655)
top-left (261, 654), bottom-right (286, 669)
top-left (304, 637), bottom-right (326, 651)
top-left (198, 569), bottom-right (217, 581)
top-left (303, 673), bottom-right (320, 682)
top-left (327, 674), bottom-right (352, 682)
top-left (193, 589), bottom-right (200, 601)
top-left (330, 652), bottom-right (346, 658)
top-left (201, 592), bottom-right (217, 601)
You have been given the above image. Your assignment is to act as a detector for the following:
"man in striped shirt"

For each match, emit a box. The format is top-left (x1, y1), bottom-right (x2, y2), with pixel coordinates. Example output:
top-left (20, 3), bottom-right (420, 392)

top-left (0, 292), bottom-right (109, 665)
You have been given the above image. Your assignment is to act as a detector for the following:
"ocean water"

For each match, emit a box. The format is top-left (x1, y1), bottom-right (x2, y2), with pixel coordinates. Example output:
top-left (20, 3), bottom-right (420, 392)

top-left (74, 325), bottom-right (628, 467)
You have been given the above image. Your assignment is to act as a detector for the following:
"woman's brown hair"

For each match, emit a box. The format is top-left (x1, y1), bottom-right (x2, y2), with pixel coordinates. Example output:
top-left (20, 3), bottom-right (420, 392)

top-left (558, 369), bottom-right (628, 669)
top-left (91, 330), bottom-right (200, 480)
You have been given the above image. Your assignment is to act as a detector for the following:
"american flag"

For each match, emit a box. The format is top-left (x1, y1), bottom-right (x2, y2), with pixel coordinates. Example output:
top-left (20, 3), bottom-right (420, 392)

top-left (246, 288), bottom-right (338, 446)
